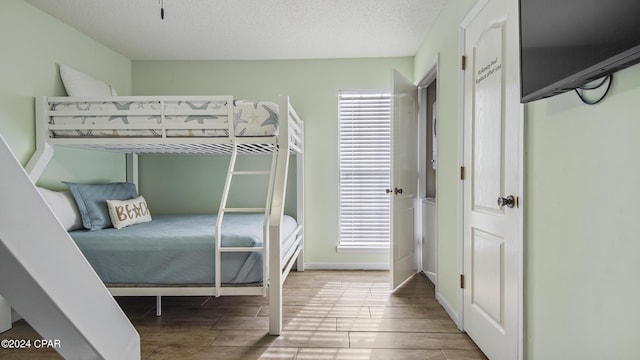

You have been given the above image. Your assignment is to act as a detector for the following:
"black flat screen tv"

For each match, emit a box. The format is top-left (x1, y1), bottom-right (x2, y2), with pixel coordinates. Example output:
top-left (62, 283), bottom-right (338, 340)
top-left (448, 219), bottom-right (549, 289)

top-left (519, 0), bottom-right (640, 103)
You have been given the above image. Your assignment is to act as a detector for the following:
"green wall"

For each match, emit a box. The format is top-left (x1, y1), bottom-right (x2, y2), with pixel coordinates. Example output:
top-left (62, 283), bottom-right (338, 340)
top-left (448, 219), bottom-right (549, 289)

top-left (414, 0), bottom-right (477, 319)
top-left (0, 0), bottom-right (131, 188)
top-left (132, 59), bottom-right (413, 267)
top-left (416, 0), bottom-right (640, 358)
top-left (138, 155), bottom-right (298, 217)
top-left (525, 65), bottom-right (640, 359)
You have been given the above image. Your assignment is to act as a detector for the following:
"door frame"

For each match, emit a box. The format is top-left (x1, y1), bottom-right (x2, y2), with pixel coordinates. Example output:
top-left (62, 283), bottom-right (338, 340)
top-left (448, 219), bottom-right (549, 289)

top-left (417, 53), bottom-right (439, 288)
top-left (458, 0), bottom-right (525, 358)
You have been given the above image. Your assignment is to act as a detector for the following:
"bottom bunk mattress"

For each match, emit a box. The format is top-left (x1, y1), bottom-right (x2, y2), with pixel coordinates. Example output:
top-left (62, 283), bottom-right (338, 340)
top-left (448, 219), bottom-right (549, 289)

top-left (69, 213), bottom-right (298, 285)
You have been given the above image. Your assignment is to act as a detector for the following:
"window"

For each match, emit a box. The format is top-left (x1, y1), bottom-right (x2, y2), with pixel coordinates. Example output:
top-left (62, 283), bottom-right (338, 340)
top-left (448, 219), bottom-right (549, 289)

top-left (338, 91), bottom-right (391, 250)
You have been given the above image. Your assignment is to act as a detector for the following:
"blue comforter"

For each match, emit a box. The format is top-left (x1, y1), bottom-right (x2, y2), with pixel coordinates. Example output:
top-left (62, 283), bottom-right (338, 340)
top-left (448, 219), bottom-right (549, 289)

top-left (70, 213), bottom-right (297, 285)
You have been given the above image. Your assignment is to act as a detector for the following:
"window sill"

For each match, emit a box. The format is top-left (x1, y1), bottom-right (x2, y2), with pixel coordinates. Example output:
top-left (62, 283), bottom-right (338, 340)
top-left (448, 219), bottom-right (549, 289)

top-left (337, 245), bottom-right (390, 254)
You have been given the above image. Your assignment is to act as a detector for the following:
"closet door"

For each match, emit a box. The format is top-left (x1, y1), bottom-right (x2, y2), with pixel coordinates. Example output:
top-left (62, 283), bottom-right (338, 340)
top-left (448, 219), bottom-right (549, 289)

top-left (390, 69), bottom-right (419, 290)
top-left (462, 0), bottom-right (523, 358)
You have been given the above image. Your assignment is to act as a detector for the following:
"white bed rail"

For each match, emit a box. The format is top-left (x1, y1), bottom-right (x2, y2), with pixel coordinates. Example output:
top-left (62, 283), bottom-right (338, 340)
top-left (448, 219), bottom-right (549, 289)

top-left (44, 95), bottom-right (234, 141)
top-left (26, 95), bottom-right (303, 164)
top-left (269, 95), bottom-right (297, 335)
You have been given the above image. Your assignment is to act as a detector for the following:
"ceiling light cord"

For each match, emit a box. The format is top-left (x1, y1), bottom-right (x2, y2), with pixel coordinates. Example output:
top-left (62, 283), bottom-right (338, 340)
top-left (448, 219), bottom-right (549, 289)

top-left (159, 0), bottom-right (165, 20)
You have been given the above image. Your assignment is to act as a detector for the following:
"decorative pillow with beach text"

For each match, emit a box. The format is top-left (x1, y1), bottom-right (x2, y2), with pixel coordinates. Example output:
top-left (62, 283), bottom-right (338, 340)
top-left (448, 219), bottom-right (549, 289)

top-left (107, 196), bottom-right (152, 229)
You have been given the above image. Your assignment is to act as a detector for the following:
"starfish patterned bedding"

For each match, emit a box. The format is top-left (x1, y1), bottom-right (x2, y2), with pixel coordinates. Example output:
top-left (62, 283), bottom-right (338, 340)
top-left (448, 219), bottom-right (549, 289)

top-left (49, 99), bottom-right (280, 138)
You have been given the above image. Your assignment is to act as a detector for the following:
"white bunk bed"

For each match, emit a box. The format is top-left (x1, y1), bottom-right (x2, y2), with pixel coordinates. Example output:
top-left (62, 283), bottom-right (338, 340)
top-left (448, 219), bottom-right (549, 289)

top-left (24, 94), bottom-right (304, 336)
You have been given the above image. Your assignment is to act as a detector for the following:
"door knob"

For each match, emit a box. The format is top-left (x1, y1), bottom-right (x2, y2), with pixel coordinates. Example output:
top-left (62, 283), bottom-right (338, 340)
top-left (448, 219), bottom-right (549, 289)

top-left (394, 188), bottom-right (403, 195)
top-left (497, 195), bottom-right (515, 208)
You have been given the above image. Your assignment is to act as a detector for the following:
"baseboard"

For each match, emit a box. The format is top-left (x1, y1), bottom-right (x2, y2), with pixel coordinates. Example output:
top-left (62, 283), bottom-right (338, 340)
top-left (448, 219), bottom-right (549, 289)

top-left (436, 291), bottom-right (462, 330)
top-left (304, 262), bottom-right (390, 270)
top-left (11, 309), bottom-right (21, 323)
top-left (425, 271), bottom-right (436, 284)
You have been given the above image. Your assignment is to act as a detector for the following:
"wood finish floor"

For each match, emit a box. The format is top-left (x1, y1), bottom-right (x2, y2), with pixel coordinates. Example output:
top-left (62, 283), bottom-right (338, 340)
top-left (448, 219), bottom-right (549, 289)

top-left (0, 271), bottom-right (487, 359)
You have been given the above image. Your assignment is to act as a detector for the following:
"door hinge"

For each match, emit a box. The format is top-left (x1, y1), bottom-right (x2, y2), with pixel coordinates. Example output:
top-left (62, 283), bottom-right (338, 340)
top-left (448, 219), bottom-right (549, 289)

top-left (461, 56), bottom-right (467, 71)
top-left (460, 274), bottom-right (465, 289)
top-left (460, 166), bottom-right (465, 181)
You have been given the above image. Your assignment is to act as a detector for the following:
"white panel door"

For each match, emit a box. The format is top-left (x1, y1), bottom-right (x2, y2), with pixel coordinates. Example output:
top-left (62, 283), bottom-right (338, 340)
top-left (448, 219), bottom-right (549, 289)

top-left (390, 69), bottom-right (418, 290)
top-left (462, 0), bottom-right (523, 359)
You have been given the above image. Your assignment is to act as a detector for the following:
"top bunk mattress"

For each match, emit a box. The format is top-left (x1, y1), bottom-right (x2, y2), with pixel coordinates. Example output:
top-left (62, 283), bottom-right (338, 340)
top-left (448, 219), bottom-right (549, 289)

top-left (49, 99), bottom-right (280, 138)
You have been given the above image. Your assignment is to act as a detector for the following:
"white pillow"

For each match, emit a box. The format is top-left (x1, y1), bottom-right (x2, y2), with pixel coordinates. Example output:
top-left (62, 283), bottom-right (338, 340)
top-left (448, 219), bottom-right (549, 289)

top-left (59, 64), bottom-right (118, 97)
top-left (37, 187), bottom-right (84, 231)
top-left (107, 196), bottom-right (152, 229)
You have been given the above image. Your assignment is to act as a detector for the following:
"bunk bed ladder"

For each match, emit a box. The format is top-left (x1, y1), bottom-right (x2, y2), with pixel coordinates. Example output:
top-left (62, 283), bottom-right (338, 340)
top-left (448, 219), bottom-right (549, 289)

top-left (215, 140), bottom-right (278, 297)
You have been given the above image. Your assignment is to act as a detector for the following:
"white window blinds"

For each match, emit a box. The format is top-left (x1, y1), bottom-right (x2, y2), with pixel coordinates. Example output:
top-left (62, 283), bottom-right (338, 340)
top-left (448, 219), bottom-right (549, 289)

top-left (338, 91), bottom-right (391, 249)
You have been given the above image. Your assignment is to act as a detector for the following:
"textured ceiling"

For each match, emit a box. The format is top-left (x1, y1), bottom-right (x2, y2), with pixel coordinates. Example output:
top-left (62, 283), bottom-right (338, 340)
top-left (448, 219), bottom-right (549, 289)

top-left (25, 0), bottom-right (447, 60)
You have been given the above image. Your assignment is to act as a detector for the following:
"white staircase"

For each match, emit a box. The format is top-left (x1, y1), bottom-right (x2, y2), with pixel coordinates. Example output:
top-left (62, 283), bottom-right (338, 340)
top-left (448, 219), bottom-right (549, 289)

top-left (0, 135), bottom-right (140, 359)
top-left (215, 140), bottom-right (279, 296)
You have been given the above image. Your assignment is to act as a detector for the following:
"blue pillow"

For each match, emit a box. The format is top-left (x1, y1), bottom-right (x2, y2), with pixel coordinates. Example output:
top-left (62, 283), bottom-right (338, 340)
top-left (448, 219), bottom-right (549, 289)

top-left (65, 182), bottom-right (138, 231)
